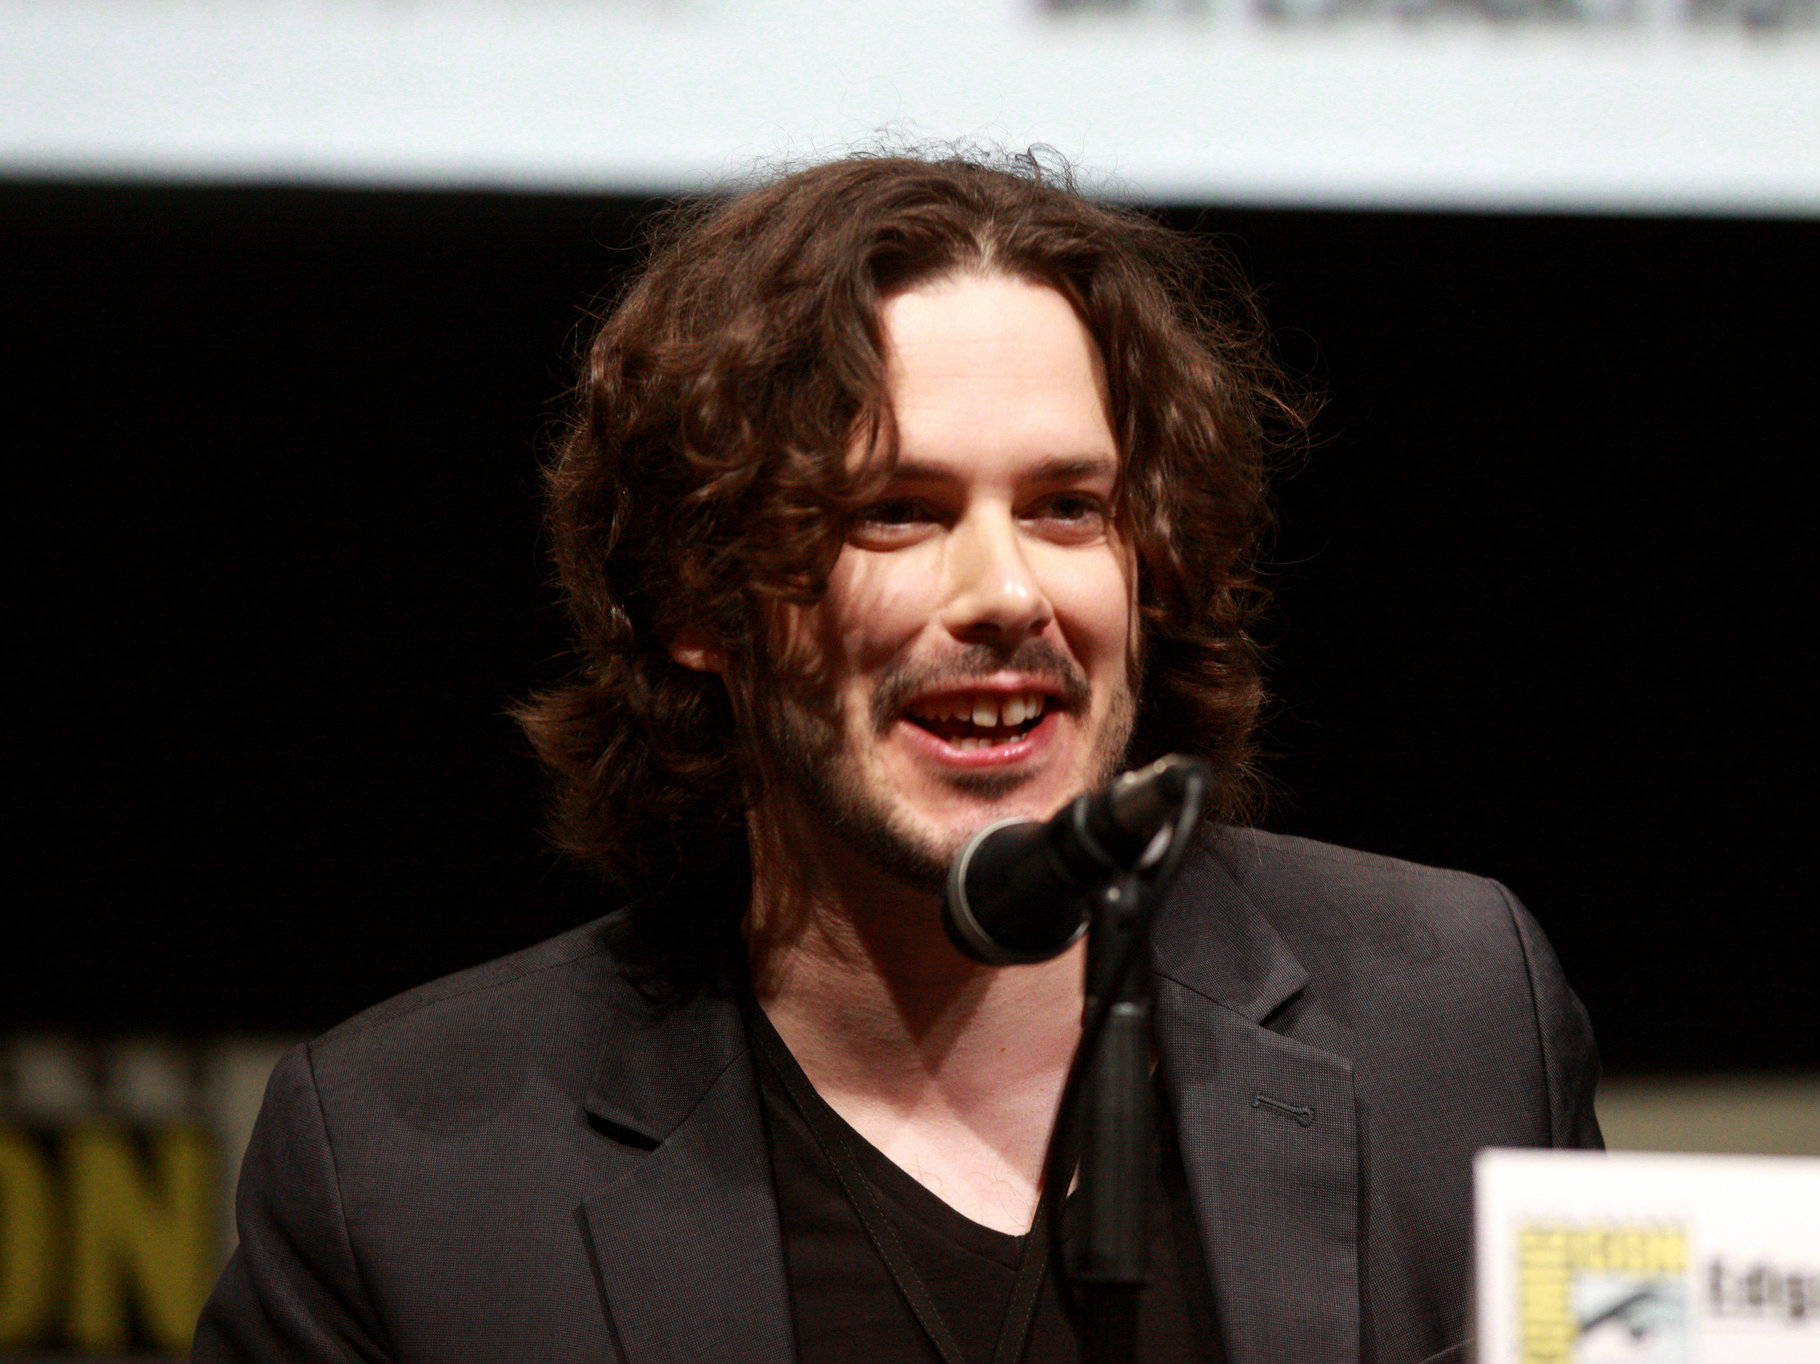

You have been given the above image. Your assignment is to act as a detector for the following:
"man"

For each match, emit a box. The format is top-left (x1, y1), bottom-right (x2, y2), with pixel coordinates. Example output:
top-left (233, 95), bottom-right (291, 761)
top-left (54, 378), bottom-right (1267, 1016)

top-left (195, 153), bottom-right (1600, 1364)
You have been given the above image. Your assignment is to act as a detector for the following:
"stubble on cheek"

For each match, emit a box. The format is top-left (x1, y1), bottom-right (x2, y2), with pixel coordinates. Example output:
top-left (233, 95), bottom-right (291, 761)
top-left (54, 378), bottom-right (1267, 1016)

top-left (749, 666), bottom-right (954, 894)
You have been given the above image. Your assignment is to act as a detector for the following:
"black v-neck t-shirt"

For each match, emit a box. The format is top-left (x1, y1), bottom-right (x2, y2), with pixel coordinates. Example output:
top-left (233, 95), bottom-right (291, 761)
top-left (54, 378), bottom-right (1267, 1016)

top-left (747, 1010), bottom-right (1225, 1363)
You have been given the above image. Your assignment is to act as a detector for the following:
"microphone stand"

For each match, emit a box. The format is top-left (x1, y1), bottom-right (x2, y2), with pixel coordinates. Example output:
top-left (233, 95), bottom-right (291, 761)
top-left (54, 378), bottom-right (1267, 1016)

top-left (952, 753), bottom-right (1205, 1364)
top-left (1065, 869), bottom-right (1155, 1364)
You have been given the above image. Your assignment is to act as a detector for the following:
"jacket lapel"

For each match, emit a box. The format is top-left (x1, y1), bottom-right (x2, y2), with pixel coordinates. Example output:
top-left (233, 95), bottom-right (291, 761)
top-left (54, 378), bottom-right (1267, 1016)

top-left (1151, 844), bottom-right (1361, 1364)
top-left (575, 984), bottom-right (794, 1364)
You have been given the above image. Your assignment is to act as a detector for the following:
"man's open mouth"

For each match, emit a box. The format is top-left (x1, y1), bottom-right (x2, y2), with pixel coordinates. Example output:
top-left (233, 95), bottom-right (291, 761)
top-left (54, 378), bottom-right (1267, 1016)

top-left (903, 691), bottom-right (1051, 751)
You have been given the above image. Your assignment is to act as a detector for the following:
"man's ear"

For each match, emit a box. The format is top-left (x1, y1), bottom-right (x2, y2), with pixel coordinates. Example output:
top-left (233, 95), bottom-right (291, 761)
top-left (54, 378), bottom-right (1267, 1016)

top-left (668, 628), bottom-right (727, 676)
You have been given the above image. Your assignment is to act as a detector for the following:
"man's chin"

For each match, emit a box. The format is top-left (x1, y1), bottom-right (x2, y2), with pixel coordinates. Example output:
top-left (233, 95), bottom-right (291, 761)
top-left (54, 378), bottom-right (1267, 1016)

top-left (844, 758), bottom-right (1129, 895)
top-left (939, 768), bottom-right (1032, 802)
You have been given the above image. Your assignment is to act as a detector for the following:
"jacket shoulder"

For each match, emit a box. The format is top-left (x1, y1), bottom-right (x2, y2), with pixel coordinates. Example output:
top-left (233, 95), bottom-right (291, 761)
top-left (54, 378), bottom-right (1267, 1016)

top-left (314, 913), bottom-right (624, 1047)
top-left (1216, 827), bottom-right (1513, 907)
top-left (1211, 827), bottom-right (1533, 956)
top-left (203, 915), bottom-right (674, 1361)
top-left (298, 912), bottom-right (642, 1137)
top-left (1210, 826), bottom-right (1601, 1147)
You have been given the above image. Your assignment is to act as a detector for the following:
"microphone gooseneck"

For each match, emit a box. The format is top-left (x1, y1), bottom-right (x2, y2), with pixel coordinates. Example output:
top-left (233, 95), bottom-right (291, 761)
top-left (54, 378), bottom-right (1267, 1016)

top-left (942, 755), bottom-right (1211, 966)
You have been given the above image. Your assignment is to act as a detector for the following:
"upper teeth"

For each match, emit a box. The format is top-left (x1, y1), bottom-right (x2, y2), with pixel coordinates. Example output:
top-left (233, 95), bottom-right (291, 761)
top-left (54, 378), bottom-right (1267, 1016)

top-left (909, 691), bottom-right (1047, 728)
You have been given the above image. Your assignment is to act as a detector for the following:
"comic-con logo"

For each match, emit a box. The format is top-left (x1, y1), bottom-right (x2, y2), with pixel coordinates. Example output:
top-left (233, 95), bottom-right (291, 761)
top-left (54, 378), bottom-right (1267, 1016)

top-left (1518, 1221), bottom-right (1689, 1364)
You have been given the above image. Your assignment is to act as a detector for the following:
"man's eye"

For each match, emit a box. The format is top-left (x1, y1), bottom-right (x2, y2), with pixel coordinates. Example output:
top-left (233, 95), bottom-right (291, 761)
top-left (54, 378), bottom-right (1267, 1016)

top-left (856, 498), bottom-right (930, 528)
top-left (1032, 493), bottom-right (1109, 525)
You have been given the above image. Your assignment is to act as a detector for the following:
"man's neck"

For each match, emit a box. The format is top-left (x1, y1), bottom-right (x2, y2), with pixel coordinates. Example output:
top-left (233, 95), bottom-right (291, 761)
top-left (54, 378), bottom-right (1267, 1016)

top-left (746, 834), bottom-right (1083, 1233)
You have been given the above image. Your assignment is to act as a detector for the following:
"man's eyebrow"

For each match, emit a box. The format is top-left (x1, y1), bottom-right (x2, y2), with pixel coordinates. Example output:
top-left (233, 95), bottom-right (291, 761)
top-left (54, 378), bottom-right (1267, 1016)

top-left (1029, 454), bottom-right (1118, 482)
top-left (887, 454), bottom-right (1119, 484)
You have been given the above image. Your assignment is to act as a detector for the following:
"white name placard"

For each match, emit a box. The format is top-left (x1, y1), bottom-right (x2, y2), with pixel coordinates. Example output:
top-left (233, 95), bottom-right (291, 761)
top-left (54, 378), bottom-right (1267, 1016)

top-left (1476, 1148), bottom-right (1820, 1364)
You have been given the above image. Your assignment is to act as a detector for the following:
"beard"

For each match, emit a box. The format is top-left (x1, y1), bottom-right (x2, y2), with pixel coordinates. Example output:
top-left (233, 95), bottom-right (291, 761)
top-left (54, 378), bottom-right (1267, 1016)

top-left (746, 638), bottom-right (1140, 895)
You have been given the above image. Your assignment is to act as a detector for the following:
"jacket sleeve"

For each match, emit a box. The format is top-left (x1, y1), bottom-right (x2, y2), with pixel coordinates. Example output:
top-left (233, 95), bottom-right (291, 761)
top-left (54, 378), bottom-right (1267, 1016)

top-left (192, 1043), bottom-right (392, 1363)
top-left (1497, 882), bottom-right (1604, 1151)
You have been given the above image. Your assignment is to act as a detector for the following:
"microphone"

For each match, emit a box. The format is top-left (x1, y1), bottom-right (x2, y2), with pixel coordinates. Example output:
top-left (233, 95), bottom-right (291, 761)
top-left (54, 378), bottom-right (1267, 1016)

top-left (943, 755), bottom-right (1210, 966)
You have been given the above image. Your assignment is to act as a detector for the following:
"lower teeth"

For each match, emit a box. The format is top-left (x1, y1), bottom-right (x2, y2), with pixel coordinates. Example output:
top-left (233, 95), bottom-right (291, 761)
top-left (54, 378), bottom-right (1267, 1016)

top-left (954, 734), bottom-right (1011, 751)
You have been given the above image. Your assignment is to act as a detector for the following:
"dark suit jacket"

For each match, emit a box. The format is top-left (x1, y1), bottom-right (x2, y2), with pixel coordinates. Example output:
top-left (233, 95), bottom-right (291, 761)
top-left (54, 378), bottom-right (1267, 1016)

top-left (194, 830), bottom-right (1601, 1364)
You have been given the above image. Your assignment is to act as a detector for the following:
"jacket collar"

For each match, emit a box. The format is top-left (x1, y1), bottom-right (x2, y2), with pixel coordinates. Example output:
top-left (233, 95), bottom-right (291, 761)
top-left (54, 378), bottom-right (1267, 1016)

top-left (582, 974), bottom-right (750, 1145)
top-left (1150, 830), bottom-right (1310, 1024)
top-left (577, 826), bottom-right (1309, 1144)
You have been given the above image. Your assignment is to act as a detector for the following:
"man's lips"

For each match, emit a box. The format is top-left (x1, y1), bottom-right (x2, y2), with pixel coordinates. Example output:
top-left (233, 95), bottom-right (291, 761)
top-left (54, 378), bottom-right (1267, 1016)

top-left (867, 641), bottom-right (1092, 735)
top-left (897, 684), bottom-right (1063, 753)
top-left (897, 704), bottom-right (1063, 761)
top-left (904, 687), bottom-right (1051, 730)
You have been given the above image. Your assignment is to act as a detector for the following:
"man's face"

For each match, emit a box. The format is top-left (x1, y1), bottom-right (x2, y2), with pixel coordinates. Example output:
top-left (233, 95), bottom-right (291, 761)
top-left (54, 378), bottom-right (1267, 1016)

top-left (753, 272), bottom-right (1139, 893)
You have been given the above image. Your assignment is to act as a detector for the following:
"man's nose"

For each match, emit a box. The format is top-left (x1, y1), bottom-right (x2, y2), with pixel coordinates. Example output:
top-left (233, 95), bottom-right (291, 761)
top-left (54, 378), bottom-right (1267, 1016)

top-left (938, 511), bottom-right (1054, 644)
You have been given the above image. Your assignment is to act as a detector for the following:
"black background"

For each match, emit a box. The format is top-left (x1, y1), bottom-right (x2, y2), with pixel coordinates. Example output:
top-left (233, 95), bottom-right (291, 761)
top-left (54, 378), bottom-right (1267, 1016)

top-left (5, 183), bottom-right (1815, 1074)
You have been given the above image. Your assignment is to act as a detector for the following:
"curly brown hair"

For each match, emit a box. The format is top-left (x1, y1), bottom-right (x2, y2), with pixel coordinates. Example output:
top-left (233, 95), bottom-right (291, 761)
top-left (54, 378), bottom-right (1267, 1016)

top-left (518, 149), bottom-right (1304, 984)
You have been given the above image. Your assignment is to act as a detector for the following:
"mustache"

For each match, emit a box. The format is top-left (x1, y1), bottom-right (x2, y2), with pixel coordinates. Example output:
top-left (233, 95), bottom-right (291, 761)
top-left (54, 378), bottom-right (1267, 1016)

top-left (868, 640), bottom-right (1092, 734)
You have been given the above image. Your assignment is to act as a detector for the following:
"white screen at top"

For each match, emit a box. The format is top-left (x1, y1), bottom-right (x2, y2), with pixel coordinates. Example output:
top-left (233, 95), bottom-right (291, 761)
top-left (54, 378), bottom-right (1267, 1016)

top-left (2, 0), bottom-right (1816, 214)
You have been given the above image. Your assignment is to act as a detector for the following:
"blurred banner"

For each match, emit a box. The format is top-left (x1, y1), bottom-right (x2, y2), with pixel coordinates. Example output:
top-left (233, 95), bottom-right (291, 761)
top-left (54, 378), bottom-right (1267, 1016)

top-left (1, 0), bottom-right (1817, 214)
top-left (0, 1036), bottom-right (295, 1359)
